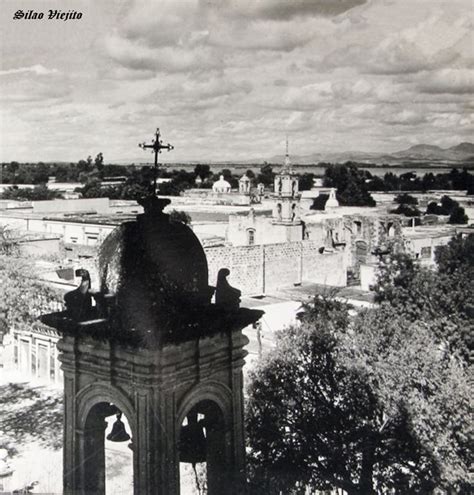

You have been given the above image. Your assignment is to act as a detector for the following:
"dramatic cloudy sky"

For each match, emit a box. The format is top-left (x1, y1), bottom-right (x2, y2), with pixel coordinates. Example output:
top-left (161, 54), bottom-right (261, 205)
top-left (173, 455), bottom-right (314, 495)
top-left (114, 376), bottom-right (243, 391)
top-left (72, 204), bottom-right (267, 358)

top-left (0, 0), bottom-right (472, 162)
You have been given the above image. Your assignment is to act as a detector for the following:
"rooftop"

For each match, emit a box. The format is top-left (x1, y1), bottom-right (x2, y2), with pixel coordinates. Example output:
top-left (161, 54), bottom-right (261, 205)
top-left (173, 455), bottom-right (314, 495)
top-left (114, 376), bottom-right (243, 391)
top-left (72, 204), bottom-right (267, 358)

top-left (402, 224), bottom-right (472, 239)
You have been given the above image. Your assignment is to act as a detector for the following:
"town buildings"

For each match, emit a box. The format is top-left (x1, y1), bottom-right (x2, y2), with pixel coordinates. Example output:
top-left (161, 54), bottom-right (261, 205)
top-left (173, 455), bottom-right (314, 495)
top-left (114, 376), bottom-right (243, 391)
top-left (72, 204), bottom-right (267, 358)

top-left (0, 160), bottom-right (472, 387)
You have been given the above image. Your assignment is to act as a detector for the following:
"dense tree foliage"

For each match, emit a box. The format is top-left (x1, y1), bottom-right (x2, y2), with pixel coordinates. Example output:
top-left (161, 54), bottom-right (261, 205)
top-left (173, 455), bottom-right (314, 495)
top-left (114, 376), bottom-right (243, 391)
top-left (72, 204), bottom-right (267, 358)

top-left (0, 240), bottom-right (64, 463)
top-left (257, 164), bottom-right (275, 187)
top-left (448, 205), bottom-right (469, 224)
top-left (373, 235), bottom-right (473, 359)
top-left (0, 254), bottom-right (62, 332)
top-left (247, 235), bottom-right (473, 493)
top-left (365, 167), bottom-right (473, 192)
top-left (2, 158), bottom-right (472, 205)
top-left (0, 226), bottom-right (20, 256)
top-left (0, 184), bottom-right (62, 201)
top-left (168, 209), bottom-right (192, 225)
top-left (298, 172), bottom-right (315, 191)
top-left (323, 164), bottom-right (376, 207)
top-left (194, 164), bottom-right (211, 181)
top-left (424, 195), bottom-right (468, 223)
top-left (390, 204), bottom-right (421, 217)
top-left (394, 193), bottom-right (418, 205)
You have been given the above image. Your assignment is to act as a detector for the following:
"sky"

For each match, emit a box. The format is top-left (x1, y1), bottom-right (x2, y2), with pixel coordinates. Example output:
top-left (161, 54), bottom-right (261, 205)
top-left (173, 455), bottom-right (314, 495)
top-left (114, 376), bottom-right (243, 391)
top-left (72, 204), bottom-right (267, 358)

top-left (0, 0), bottom-right (472, 163)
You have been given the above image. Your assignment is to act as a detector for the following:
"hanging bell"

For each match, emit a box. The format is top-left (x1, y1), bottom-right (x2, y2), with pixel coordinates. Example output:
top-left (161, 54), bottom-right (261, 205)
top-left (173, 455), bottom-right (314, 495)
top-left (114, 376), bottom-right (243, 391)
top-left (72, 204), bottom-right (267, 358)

top-left (106, 412), bottom-right (131, 442)
top-left (179, 413), bottom-right (206, 465)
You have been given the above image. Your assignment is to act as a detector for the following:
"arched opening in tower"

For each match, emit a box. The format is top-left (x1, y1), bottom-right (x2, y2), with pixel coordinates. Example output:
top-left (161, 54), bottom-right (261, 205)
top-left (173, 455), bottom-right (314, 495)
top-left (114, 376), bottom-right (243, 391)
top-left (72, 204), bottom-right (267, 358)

top-left (82, 402), bottom-right (134, 495)
top-left (179, 400), bottom-right (228, 495)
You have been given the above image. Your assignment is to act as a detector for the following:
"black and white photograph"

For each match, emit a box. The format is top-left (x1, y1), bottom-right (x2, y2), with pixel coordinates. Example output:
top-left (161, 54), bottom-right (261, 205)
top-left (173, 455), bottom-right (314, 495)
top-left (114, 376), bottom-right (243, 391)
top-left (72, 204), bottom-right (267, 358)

top-left (0, 0), bottom-right (472, 493)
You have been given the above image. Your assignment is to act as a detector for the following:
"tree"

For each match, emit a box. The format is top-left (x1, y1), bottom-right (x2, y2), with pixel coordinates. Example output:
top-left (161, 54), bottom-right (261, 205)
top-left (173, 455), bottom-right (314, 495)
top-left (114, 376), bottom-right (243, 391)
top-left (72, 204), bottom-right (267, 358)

top-left (79, 177), bottom-right (104, 198)
top-left (0, 226), bottom-right (20, 256)
top-left (0, 254), bottom-right (61, 332)
top-left (440, 195), bottom-right (457, 213)
top-left (324, 164), bottom-right (376, 207)
top-left (94, 152), bottom-right (104, 172)
top-left (390, 204), bottom-right (421, 217)
top-left (298, 173), bottom-right (315, 191)
top-left (246, 169), bottom-right (256, 180)
top-left (448, 205), bottom-right (468, 224)
top-left (246, 300), bottom-right (471, 494)
top-left (426, 201), bottom-right (445, 215)
top-left (257, 164), bottom-right (275, 187)
top-left (0, 184), bottom-right (62, 201)
top-left (394, 193), bottom-right (418, 205)
top-left (194, 164), bottom-right (211, 181)
top-left (169, 209), bottom-right (192, 225)
top-left (435, 233), bottom-right (474, 275)
top-left (372, 237), bottom-right (473, 359)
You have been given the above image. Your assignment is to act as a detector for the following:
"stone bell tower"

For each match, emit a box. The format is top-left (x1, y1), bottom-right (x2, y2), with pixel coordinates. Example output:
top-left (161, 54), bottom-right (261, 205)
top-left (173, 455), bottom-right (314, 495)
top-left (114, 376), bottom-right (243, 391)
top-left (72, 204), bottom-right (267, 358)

top-left (42, 195), bottom-right (263, 495)
top-left (272, 138), bottom-right (301, 225)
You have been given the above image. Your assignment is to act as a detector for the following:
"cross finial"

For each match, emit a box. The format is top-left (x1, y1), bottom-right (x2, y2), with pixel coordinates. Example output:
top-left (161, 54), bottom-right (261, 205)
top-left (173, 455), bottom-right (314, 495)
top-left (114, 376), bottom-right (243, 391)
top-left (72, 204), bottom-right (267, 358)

top-left (284, 135), bottom-right (291, 172)
top-left (139, 128), bottom-right (174, 195)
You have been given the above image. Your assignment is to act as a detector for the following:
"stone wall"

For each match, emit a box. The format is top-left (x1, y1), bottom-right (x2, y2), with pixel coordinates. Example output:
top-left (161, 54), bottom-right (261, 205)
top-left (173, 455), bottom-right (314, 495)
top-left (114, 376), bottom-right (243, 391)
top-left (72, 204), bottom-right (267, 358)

top-left (227, 213), bottom-right (303, 246)
top-left (205, 240), bottom-right (346, 296)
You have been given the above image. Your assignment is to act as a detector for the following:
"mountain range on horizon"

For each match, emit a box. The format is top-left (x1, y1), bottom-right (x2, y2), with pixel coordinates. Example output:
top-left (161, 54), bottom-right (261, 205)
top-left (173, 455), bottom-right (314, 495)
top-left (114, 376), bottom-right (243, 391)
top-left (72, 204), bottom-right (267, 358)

top-left (42, 142), bottom-right (474, 167)
top-left (156, 142), bottom-right (474, 166)
top-left (261, 142), bottom-right (474, 167)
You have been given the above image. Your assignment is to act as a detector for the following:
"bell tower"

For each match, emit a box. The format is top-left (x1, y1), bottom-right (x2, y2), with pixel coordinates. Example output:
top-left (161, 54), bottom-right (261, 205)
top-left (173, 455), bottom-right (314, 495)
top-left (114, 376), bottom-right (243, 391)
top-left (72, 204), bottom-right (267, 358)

top-left (41, 131), bottom-right (262, 495)
top-left (272, 137), bottom-right (301, 225)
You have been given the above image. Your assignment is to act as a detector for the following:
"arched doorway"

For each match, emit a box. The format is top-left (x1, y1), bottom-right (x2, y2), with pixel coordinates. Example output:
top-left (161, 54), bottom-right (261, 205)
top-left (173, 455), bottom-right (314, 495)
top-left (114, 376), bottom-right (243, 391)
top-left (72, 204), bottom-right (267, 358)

top-left (355, 240), bottom-right (368, 265)
top-left (179, 400), bottom-right (229, 495)
top-left (104, 409), bottom-right (134, 495)
top-left (78, 400), bottom-right (135, 495)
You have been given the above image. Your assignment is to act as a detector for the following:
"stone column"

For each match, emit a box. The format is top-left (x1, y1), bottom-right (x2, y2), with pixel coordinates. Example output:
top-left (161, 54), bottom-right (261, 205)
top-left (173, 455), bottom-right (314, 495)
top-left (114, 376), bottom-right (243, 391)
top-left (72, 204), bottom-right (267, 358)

top-left (77, 416), bottom-right (107, 495)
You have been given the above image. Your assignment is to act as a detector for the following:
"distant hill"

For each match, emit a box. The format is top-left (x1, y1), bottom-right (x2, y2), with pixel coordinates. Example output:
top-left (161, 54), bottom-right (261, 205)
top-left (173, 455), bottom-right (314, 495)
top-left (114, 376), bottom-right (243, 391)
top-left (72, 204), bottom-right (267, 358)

top-left (53, 142), bottom-right (474, 167)
top-left (265, 142), bottom-right (474, 166)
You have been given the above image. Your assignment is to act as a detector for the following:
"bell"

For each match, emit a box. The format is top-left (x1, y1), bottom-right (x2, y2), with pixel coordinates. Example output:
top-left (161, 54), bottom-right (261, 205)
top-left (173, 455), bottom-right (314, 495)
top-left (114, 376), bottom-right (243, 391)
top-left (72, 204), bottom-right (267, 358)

top-left (179, 412), bottom-right (206, 465)
top-left (106, 412), bottom-right (131, 442)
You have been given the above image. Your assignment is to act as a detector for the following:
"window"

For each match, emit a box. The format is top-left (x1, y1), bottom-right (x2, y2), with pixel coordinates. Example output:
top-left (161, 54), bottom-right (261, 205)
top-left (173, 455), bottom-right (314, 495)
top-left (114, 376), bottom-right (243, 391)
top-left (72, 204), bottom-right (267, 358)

top-left (31, 340), bottom-right (37, 375)
top-left (13, 335), bottom-right (18, 364)
top-left (421, 246), bottom-right (432, 258)
top-left (247, 229), bottom-right (256, 246)
top-left (37, 342), bottom-right (48, 379)
top-left (354, 221), bottom-right (362, 234)
top-left (86, 234), bottom-right (98, 246)
top-left (50, 345), bottom-right (56, 381)
top-left (355, 240), bottom-right (368, 264)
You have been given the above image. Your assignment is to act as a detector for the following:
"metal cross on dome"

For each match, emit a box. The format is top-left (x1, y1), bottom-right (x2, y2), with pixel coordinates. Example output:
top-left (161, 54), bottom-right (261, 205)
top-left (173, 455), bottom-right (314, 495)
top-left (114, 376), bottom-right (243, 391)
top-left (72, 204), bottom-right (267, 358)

top-left (139, 128), bottom-right (174, 195)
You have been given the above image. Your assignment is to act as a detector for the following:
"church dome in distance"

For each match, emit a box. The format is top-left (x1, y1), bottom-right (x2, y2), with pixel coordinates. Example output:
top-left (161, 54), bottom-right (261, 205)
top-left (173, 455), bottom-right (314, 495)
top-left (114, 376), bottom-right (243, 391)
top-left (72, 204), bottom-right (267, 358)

top-left (213, 175), bottom-right (232, 193)
top-left (98, 196), bottom-right (212, 344)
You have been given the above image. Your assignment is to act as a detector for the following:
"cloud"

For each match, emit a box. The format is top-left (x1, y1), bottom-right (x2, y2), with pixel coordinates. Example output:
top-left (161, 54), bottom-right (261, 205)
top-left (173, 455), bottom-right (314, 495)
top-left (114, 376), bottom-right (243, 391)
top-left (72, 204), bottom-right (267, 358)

top-left (319, 8), bottom-right (471, 76)
top-left (104, 34), bottom-right (221, 73)
top-left (120, 0), bottom-right (201, 46)
top-left (419, 69), bottom-right (474, 95)
top-left (206, 18), bottom-right (317, 51)
top-left (0, 0), bottom-right (471, 162)
top-left (207, 0), bottom-right (368, 20)
top-left (0, 76), bottom-right (70, 104)
top-left (0, 64), bottom-right (59, 77)
top-left (383, 109), bottom-right (428, 126)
